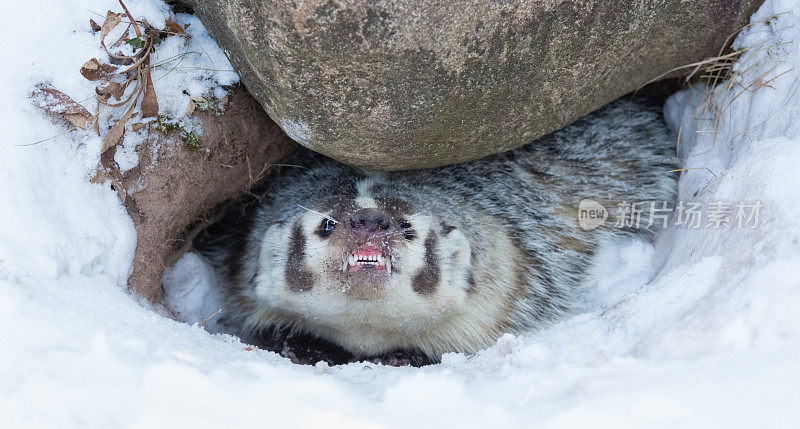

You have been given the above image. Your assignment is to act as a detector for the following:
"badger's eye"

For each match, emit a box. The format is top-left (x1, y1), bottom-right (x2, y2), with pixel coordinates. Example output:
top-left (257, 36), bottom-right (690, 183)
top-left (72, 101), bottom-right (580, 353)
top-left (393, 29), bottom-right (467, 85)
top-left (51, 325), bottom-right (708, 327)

top-left (317, 218), bottom-right (337, 238)
top-left (399, 219), bottom-right (415, 240)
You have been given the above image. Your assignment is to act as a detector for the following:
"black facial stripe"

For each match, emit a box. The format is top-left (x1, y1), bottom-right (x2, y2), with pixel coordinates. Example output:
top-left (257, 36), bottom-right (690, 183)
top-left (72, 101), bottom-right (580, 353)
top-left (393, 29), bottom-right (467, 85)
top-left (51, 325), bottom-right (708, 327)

top-left (285, 222), bottom-right (314, 292)
top-left (412, 233), bottom-right (440, 295)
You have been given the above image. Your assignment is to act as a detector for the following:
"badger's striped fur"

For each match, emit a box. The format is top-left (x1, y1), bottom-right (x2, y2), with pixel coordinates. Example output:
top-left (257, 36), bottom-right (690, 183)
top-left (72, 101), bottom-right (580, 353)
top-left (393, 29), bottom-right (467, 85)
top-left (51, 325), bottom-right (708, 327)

top-left (198, 100), bottom-right (679, 359)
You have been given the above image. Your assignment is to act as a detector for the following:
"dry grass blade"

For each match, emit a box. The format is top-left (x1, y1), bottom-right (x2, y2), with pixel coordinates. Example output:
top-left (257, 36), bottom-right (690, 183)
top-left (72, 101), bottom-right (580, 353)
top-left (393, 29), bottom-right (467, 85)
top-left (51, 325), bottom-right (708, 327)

top-left (644, 48), bottom-right (749, 87)
top-left (198, 309), bottom-right (223, 327)
top-left (94, 103), bottom-right (101, 136)
top-left (117, 36), bottom-right (153, 74)
top-left (647, 12), bottom-right (796, 161)
top-left (667, 167), bottom-right (719, 178)
top-left (101, 99), bottom-right (137, 153)
top-left (642, 13), bottom-right (790, 89)
top-left (110, 26), bottom-right (131, 50)
top-left (118, 0), bottom-right (142, 38)
top-left (105, 74), bottom-right (142, 108)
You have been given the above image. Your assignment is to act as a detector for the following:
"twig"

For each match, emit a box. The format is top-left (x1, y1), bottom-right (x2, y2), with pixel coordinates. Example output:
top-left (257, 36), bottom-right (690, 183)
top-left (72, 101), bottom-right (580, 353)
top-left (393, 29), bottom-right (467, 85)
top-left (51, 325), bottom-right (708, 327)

top-left (198, 309), bottom-right (222, 327)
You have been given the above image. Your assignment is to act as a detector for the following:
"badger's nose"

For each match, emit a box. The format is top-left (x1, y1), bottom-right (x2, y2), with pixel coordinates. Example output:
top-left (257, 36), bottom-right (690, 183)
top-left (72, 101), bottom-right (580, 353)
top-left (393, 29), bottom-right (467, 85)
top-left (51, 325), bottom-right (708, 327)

top-left (350, 208), bottom-right (390, 232)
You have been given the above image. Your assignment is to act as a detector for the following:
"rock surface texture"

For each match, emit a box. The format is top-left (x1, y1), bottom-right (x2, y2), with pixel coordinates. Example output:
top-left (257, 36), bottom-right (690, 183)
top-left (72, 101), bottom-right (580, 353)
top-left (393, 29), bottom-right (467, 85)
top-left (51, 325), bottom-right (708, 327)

top-left (180, 0), bottom-right (761, 170)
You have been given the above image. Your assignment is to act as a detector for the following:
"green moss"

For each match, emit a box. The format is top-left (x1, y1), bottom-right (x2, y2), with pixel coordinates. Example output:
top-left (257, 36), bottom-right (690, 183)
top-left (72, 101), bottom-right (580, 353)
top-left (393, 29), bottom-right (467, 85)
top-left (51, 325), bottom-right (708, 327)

top-left (193, 96), bottom-right (224, 115)
top-left (155, 115), bottom-right (203, 152)
top-left (155, 115), bottom-right (179, 134)
top-left (181, 130), bottom-right (202, 151)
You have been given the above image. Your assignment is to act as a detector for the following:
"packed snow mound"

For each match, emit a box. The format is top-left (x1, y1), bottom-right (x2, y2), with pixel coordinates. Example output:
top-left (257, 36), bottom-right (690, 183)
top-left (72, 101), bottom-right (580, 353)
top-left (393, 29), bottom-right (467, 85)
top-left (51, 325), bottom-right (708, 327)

top-left (2, 0), bottom-right (800, 427)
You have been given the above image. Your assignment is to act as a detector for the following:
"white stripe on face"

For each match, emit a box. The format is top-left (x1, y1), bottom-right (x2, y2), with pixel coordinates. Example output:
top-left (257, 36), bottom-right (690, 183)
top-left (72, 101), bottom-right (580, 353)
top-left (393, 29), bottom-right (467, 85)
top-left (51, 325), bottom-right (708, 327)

top-left (355, 178), bottom-right (378, 208)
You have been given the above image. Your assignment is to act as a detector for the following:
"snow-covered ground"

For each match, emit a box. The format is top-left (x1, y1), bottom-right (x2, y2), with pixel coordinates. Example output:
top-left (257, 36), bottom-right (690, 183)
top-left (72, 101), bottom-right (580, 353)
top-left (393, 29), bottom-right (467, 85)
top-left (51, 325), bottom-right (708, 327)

top-left (2, 0), bottom-right (800, 427)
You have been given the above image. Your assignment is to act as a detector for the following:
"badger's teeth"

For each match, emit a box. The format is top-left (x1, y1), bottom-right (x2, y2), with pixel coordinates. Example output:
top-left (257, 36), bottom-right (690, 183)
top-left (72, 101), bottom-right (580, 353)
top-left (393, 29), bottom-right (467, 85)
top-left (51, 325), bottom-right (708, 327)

top-left (386, 256), bottom-right (392, 275)
top-left (346, 251), bottom-right (391, 271)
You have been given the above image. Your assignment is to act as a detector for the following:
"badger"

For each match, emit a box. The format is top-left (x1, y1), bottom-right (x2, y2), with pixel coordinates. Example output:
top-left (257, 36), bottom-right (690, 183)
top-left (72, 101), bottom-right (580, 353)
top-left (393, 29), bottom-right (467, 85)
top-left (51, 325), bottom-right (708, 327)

top-left (197, 99), bottom-right (679, 360)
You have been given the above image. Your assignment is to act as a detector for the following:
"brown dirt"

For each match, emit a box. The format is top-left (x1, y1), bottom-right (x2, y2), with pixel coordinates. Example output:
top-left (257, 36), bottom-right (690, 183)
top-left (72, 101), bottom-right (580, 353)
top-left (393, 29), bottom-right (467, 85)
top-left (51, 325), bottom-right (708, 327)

top-left (113, 86), bottom-right (296, 303)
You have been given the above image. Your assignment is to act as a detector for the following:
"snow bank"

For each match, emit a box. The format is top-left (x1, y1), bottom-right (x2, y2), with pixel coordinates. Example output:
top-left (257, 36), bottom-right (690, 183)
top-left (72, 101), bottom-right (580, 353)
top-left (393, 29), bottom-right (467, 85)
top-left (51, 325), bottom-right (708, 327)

top-left (2, 0), bottom-right (800, 427)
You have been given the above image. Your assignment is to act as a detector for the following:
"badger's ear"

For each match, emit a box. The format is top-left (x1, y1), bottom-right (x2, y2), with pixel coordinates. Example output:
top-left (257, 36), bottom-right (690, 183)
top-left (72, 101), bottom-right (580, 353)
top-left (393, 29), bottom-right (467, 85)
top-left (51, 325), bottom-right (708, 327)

top-left (253, 221), bottom-right (293, 294)
top-left (438, 227), bottom-right (470, 263)
top-left (436, 226), bottom-right (472, 290)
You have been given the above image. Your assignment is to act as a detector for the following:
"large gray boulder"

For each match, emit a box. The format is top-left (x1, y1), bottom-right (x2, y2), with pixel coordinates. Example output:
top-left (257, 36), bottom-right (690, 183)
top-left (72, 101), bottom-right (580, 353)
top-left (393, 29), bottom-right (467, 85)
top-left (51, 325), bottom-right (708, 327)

top-left (181, 0), bottom-right (761, 170)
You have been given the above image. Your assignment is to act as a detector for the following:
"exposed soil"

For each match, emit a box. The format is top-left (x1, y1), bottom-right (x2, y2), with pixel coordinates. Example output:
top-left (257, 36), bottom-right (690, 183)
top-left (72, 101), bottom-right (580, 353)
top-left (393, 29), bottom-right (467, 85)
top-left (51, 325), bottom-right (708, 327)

top-left (114, 86), bottom-right (295, 303)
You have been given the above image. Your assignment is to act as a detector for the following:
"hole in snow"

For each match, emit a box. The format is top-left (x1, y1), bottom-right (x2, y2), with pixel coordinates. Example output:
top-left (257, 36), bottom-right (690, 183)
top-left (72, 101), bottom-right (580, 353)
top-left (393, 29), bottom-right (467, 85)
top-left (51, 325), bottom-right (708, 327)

top-left (161, 82), bottom-right (681, 367)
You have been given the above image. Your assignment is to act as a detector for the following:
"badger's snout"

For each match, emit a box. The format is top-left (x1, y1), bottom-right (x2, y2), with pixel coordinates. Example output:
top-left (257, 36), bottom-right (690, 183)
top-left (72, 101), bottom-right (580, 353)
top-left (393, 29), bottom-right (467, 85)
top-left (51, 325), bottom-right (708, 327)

top-left (349, 208), bottom-right (390, 234)
top-left (344, 209), bottom-right (394, 275)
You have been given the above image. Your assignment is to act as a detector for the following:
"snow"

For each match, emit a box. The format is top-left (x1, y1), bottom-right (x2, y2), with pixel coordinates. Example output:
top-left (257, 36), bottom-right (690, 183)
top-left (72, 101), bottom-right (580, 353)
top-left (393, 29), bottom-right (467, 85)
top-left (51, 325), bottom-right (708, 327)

top-left (162, 252), bottom-right (225, 332)
top-left (2, 0), bottom-right (800, 427)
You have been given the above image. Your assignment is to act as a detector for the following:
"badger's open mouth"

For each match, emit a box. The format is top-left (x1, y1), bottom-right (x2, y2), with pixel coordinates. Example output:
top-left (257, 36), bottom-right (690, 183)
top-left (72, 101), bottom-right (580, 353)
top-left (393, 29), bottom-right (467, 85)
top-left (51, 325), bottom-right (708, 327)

top-left (344, 247), bottom-right (391, 274)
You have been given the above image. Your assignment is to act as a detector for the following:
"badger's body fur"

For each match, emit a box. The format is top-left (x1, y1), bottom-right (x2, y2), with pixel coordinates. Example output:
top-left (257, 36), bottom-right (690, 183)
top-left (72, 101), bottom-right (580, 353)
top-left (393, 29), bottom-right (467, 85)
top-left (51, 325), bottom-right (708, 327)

top-left (198, 100), bottom-right (679, 359)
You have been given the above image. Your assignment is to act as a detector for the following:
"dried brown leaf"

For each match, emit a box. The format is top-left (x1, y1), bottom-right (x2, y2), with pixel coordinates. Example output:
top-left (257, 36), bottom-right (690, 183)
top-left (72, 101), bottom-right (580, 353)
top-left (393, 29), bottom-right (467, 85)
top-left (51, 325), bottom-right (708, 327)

top-left (163, 18), bottom-right (186, 35)
top-left (65, 113), bottom-right (95, 130)
top-left (131, 122), bottom-right (147, 132)
top-left (105, 75), bottom-right (141, 108)
top-left (140, 66), bottom-right (158, 118)
top-left (89, 19), bottom-right (101, 32)
top-left (31, 85), bottom-right (95, 130)
top-left (96, 80), bottom-right (124, 101)
top-left (100, 11), bottom-right (122, 42)
top-left (81, 58), bottom-right (118, 81)
top-left (102, 100), bottom-right (137, 153)
top-left (90, 165), bottom-right (110, 184)
top-left (32, 86), bottom-right (90, 115)
top-left (185, 99), bottom-right (196, 116)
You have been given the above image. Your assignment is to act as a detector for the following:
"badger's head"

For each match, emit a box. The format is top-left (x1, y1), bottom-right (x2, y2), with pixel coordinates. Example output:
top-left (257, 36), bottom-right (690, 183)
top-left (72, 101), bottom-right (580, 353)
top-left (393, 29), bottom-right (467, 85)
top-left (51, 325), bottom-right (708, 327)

top-left (250, 175), bottom-right (475, 357)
